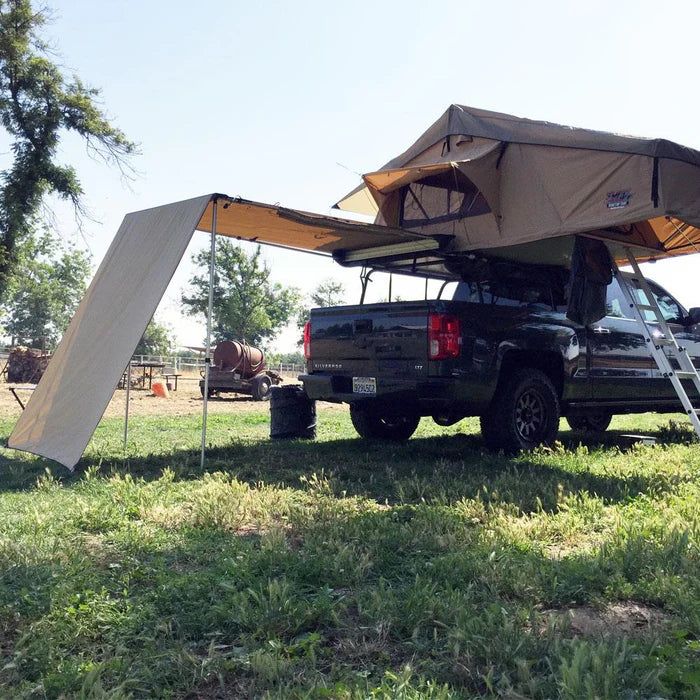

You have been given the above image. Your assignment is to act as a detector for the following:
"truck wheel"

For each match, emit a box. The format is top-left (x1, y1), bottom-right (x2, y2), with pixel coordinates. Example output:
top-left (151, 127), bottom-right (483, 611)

top-left (252, 375), bottom-right (272, 401)
top-left (480, 368), bottom-right (560, 452)
top-left (200, 384), bottom-right (216, 399)
top-left (566, 412), bottom-right (612, 432)
top-left (350, 406), bottom-right (420, 441)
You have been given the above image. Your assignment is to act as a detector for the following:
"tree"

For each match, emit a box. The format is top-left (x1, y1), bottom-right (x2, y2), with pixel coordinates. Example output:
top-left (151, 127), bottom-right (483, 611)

top-left (266, 349), bottom-right (305, 366)
top-left (296, 278), bottom-right (345, 340)
top-left (181, 241), bottom-right (301, 348)
top-left (0, 0), bottom-right (136, 302)
top-left (134, 319), bottom-right (173, 357)
top-left (1, 229), bottom-right (90, 347)
top-left (309, 279), bottom-right (345, 308)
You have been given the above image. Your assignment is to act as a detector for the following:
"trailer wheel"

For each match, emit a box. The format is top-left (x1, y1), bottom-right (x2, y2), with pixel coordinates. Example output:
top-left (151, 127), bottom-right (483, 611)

top-left (350, 406), bottom-right (420, 441)
top-left (199, 384), bottom-right (216, 399)
top-left (252, 374), bottom-right (272, 401)
top-left (480, 368), bottom-right (560, 452)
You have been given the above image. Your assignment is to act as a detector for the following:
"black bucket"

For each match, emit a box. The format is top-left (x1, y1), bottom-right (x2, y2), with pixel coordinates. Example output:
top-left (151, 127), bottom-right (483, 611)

top-left (270, 385), bottom-right (317, 440)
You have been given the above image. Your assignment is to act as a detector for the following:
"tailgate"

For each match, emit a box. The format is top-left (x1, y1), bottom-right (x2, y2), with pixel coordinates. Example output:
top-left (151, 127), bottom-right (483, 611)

top-left (309, 302), bottom-right (431, 377)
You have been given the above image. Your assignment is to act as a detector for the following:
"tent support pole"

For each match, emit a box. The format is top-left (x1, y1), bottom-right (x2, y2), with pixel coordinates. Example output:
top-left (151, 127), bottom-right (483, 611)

top-left (200, 198), bottom-right (218, 468)
top-left (123, 361), bottom-right (131, 453)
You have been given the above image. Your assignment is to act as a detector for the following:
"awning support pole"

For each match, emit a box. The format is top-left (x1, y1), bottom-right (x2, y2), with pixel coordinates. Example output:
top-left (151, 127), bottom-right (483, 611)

top-left (200, 198), bottom-right (218, 468)
top-left (123, 360), bottom-right (131, 453)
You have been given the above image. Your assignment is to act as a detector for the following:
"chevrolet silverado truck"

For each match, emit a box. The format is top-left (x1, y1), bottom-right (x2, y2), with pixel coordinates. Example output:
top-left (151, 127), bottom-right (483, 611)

top-left (299, 261), bottom-right (700, 451)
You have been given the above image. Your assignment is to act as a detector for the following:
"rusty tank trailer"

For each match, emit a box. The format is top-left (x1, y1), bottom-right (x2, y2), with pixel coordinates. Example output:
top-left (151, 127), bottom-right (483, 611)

top-left (199, 340), bottom-right (282, 400)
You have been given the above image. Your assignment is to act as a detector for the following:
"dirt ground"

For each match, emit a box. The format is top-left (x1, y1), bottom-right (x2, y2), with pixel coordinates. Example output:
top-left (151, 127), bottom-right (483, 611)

top-left (4, 373), bottom-right (284, 420)
top-left (2, 372), bottom-right (343, 421)
top-left (543, 602), bottom-right (671, 639)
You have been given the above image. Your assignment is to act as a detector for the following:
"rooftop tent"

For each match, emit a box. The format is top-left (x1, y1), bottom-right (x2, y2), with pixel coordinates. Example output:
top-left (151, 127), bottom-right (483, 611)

top-left (334, 105), bottom-right (700, 265)
top-left (8, 195), bottom-right (434, 469)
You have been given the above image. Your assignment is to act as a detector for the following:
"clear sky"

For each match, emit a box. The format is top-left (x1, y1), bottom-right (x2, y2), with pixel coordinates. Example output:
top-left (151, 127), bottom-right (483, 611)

top-left (30, 0), bottom-right (700, 351)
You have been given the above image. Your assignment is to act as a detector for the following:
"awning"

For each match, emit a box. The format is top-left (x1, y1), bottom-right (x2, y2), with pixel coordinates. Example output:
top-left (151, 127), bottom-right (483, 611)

top-left (7, 194), bottom-right (438, 469)
top-left (196, 196), bottom-right (433, 253)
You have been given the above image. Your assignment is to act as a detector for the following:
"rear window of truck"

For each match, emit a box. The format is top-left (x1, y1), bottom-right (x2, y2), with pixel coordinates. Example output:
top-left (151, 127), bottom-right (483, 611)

top-left (452, 279), bottom-right (566, 311)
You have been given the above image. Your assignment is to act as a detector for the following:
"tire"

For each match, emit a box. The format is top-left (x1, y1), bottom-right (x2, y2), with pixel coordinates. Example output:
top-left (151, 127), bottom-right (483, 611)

top-left (350, 406), bottom-right (420, 441)
top-left (251, 374), bottom-right (272, 401)
top-left (199, 384), bottom-right (216, 398)
top-left (566, 412), bottom-right (612, 432)
top-left (480, 368), bottom-right (560, 452)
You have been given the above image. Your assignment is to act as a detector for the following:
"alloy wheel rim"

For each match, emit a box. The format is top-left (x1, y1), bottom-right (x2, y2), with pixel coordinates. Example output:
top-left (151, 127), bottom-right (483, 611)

top-left (515, 389), bottom-right (546, 440)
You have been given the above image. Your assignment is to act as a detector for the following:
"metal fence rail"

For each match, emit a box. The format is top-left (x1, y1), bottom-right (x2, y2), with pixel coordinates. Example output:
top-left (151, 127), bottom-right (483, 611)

top-left (129, 355), bottom-right (305, 374)
top-left (0, 348), bottom-right (305, 379)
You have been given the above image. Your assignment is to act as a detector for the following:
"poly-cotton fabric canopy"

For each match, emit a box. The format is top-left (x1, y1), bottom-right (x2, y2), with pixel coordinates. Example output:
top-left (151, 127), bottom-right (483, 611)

top-left (8, 195), bottom-right (433, 469)
top-left (335, 104), bottom-right (700, 263)
top-left (197, 197), bottom-right (432, 252)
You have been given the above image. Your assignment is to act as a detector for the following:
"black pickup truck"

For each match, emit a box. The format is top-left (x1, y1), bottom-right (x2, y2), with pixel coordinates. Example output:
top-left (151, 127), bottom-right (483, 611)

top-left (299, 261), bottom-right (700, 451)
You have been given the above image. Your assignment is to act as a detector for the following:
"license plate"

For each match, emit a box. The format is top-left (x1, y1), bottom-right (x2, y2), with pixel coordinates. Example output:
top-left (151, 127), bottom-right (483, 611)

top-left (352, 377), bottom-right (376, 394)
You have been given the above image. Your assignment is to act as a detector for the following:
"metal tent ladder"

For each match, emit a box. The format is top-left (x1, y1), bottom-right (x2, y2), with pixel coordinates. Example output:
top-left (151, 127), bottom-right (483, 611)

top-left (613, 248), bottom-right (700, 438)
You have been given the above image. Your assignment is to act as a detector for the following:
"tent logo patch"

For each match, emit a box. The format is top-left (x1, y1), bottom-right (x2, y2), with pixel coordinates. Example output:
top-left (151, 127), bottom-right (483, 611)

top-left (606, 190), bottom-right (632, 209)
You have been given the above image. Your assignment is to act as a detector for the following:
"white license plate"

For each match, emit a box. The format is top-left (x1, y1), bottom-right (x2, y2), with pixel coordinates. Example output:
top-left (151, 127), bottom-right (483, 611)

top-left (352, 377), bottom-right (376, 394)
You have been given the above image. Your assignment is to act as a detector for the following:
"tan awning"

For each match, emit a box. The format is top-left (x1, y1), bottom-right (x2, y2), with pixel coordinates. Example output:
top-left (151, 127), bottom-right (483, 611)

top-left (7, 195), bottom-right (435, 469)
top-left (195, 196), bottom-right (431, 253)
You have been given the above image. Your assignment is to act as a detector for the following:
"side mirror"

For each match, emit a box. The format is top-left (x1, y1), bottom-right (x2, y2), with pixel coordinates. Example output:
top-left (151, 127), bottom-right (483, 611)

top-left (687, 307), bottom-right (700, 326)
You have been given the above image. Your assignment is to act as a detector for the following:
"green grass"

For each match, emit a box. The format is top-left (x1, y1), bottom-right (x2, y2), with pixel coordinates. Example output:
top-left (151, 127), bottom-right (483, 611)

top-left (0, 408), bottom-right (699, 698)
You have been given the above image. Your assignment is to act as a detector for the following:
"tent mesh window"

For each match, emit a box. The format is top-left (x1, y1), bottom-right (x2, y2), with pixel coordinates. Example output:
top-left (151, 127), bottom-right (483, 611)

top-left (399, 170), bottom-right (491, 232)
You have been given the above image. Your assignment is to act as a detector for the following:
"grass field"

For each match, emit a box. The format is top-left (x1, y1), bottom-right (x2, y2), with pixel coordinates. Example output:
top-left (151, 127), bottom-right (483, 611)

top-left (0, 400), bottom-right (699, 698)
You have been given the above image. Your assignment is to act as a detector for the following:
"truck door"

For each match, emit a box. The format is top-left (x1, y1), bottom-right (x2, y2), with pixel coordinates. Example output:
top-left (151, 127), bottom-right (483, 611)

top-left (641, 281), bottom-right (700, 403)
top-left (588, 278), bottom-right (654, 400)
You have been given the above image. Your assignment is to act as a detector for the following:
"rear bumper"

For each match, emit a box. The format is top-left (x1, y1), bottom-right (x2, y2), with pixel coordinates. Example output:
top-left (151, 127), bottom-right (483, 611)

top-left (299, 373), bottom-right (492, 415)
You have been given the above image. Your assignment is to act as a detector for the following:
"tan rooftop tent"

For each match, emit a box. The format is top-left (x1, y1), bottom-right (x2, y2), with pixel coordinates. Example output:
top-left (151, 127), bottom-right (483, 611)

top-left (336, 104), bottom-right (700, 269)
top-left (8, 105), bottom-right (700, 469)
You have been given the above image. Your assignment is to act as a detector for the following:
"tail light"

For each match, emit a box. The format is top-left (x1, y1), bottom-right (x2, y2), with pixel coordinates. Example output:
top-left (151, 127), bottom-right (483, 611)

top-left (303, 321), bottom-right (311, 359)
top-left (428, 313), bottom-right (461, 360)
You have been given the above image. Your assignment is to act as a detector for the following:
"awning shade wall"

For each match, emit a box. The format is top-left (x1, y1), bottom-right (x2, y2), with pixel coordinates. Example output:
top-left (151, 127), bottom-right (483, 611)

top-left (8, 195), bottom-right (211, 468)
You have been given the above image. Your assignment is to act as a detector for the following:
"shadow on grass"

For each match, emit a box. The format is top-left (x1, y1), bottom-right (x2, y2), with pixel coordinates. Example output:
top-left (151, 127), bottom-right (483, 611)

top-left (0, 494), bottom-right (693, 699)
top-left (1, 422), bottom-right (691, 512)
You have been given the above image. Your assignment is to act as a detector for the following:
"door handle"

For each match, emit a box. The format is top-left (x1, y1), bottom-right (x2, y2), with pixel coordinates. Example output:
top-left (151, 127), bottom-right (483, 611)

top-left (592, 326), bottom-right (611, 334)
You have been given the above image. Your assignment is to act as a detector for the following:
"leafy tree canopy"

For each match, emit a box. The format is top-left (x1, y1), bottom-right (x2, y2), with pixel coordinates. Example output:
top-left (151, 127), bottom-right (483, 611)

top-left (310, 278), bottom-right (345, 308)
top-left (181, 241), bottom-right (301, 349)
top-left (0, 228), bottom-right (90, 347)
top-left (0, 0), bottom-right (136, 302)
top-left (134, 319), bottom-right (174, 357)
top-left (266, 349), bottom-right (305, 366)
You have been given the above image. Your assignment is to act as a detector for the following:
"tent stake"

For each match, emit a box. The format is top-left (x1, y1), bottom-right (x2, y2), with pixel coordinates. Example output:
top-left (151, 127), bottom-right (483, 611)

top-left (201, 198), bottom-right (218, 468)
